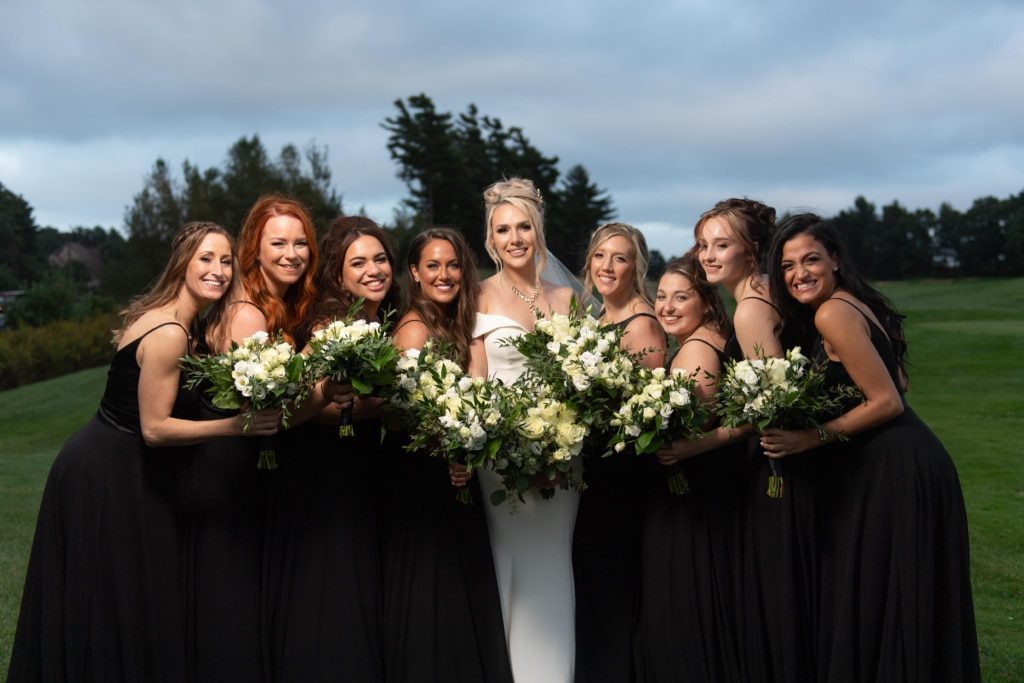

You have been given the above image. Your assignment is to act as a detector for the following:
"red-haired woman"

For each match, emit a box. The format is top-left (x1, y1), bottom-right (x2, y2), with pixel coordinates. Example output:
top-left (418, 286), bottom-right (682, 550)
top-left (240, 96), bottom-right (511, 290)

top-left (8, 222), bottom-right (279, 681)
top-left (187, 196), bottom-right (333, 681)
top-left (263, 216), bottom-right (399, 681)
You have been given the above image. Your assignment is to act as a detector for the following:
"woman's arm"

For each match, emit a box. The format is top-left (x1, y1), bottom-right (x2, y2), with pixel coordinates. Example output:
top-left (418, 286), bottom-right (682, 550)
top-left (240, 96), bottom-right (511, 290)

top-left (137, 325), bottom-right (277, 447)
top-left (760, 299), bottom-right (903, 457)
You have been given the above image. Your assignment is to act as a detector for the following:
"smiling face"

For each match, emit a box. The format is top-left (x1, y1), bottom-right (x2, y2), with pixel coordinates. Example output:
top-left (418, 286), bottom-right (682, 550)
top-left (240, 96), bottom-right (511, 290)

top-left (780, 232), bottom-right (840, 308)
top-left (589, 235), bottom-right (635, 300)
top-left (488, 203), bottom-right (535, 270)
top-left (697, 216), bottom-right (750, 288)
top-left (342, 234), bottom-right (393, 308)
top-left (183, 232), bottom-right (233, 305)
top-left (410, 238), bottom-right (462, 306)
top-left (655, 271), bottom-right (705, 341)
top-left (258, 214), bottom-right (310, 298)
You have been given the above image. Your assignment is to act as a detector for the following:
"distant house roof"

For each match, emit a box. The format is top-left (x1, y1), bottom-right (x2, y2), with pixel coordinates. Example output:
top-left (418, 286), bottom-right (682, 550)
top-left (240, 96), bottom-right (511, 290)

top-left (49, 242), bottom-right (102, 286)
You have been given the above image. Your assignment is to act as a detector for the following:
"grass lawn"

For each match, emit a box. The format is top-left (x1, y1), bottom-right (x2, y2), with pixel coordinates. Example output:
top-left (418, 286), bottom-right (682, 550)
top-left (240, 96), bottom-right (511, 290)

top-left (1, 278), bottom-right (1022, 678)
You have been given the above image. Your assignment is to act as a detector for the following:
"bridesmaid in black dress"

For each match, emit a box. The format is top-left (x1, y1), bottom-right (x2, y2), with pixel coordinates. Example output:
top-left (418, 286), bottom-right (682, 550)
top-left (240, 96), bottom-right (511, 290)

top-left (762, 214), bottom-right (980, 682)
top-left (383, 227), bottom-right (513, 683)
top-left (8, 221), bottom-right (279, 682)
top-left (573, 223), bottom-right (667, 682)
top-left (263, 216), bottom-right (400, 682)
top-left (636, 254), bottom-right (744, 683)
top-left (664, 198), bottom-right (814, 681)
top-left (186, 196), bottom-right (334, 682)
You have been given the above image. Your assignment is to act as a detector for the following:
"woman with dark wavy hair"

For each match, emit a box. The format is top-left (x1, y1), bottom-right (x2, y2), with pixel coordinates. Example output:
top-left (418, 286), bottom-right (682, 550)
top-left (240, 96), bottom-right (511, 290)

top-left (263, 215), bottom-right (399, 682)
top-left (380, 227), bottom-right (513, 682)
top-left (762, 214), bottom-right (979, 681)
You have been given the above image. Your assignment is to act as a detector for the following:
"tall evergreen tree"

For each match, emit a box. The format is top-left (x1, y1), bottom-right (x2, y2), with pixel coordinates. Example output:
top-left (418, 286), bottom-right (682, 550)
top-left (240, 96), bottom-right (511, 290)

top-left (546, 165), bottom-right (616, 272)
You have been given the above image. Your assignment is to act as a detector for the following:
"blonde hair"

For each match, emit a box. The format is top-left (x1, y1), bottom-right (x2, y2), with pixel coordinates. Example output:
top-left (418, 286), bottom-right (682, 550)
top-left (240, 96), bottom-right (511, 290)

top-left (582, 222), bottom-right (653, 307)
top-left (482, 177), bottom-right (548, 275)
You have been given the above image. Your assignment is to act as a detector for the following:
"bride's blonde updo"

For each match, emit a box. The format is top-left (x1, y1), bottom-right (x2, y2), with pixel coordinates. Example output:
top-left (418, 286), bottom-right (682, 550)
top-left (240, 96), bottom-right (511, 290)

top-left (482, 177), bottom-right (548, 274)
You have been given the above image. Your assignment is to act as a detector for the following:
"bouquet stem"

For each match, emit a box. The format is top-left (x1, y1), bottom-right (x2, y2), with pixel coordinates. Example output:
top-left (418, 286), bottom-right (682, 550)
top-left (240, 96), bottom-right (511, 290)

top-left (667, 465), bottom-right (690, 496)
top-left (338, 404), bottom-right (354, 438)
top-left (454, 487), bottom-right (473, 505)
top-left (766, 459), bottom-right (784, 498)
top-left (257, 435), bottom-right (278, 470)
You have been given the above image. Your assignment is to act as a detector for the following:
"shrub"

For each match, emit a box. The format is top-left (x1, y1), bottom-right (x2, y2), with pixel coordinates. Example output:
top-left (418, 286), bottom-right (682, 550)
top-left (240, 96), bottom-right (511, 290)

top-left (0, 312), bottom-right (120, 391)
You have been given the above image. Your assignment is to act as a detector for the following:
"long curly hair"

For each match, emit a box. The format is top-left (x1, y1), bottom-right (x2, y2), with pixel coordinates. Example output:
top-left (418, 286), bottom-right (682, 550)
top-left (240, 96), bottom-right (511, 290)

top-left (113, 221), bottom-right (238, 349)
top-left (581, 222), bottom-right (654, 307)
top-left (482, 177), bottom-right (547, 275)
top-left (661, 251), bottom-right (732, 340)
top-left (694, 197), bottom-right (777, 282)
top-left (404, 228), bottom-right (480, 368)
top-left (303, 216), bottom-right (402, 338)
top-left (767, 213), bottom-right (908, 375)
top-left (236, 195), bottom-right (319, 342)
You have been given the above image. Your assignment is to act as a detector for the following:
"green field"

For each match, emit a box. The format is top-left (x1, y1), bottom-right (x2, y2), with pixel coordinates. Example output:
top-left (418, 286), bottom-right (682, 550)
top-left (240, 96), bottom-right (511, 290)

top-left (1, 278), bottom-right (1022, 678)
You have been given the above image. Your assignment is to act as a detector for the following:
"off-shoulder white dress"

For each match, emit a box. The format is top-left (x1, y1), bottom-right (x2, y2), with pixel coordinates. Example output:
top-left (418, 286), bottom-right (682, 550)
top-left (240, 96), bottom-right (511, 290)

top-left (473, 312), bottom-right (580, 683)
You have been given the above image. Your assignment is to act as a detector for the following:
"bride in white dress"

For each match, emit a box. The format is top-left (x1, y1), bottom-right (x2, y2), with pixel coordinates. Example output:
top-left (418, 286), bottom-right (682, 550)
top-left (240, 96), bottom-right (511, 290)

top-left (465, 178), bottom-right (579, 682)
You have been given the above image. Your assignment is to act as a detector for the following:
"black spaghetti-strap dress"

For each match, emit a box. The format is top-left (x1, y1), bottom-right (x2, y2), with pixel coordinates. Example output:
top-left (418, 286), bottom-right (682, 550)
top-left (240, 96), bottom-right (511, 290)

top-left (183, 312), bottom-right (271, 682)
top-left (8, 322), bottom-right (192, 682)
top-left (635, 338), bottom-right (748, 683)
top-left (380, 441), bottom-right (513, 682)
top-left (728, 296), bottom-right (819, 682)
top-left (573, 311), bottom-right (661, 683)
top-left (261, 415), bottom-right (386, 682)
top-left (814, 299), bottom-right (979, 682)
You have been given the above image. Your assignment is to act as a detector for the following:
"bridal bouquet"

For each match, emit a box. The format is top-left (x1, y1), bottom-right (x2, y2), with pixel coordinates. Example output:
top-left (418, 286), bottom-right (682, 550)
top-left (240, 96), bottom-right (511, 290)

top-left (181, 330), bottom-right (306, 469)
top-left (609, 366), bottom-right (708, 494)
top-left (508, 302), bottom-right (639, 443)
top-left (716, 346), bottom-right (849, 497)
top-left (391, 343), bottom-right (510, 504)
top-left (304, 305), bottom-right (399, 437)
top-left (491, 378), bottom-right (587, 506)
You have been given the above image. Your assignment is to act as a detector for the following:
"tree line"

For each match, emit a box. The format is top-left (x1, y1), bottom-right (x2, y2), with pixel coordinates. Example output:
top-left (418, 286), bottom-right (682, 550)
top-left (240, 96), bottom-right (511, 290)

top-left (1, 93), bottom-right (1022, 330)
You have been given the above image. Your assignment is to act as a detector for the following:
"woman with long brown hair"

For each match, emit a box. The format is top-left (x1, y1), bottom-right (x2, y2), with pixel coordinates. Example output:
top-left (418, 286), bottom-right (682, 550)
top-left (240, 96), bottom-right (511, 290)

top-left (8, 222), bottom-right (279, 681)
top-left (382, 227), bottom-right (513, 682)
top-left (263, 215), bottom-right (399, 681)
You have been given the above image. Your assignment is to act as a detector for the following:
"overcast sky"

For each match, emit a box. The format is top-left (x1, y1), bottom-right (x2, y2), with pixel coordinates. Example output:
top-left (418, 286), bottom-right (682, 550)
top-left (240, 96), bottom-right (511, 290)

top-left (2, 0), bottom-right (1022, 257)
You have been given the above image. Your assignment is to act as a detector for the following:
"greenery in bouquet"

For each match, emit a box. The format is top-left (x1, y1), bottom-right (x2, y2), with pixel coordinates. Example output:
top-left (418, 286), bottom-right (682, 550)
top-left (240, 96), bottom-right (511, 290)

top-left (181, 330), bottom-right (307, 469)
top-left (608, 366), bottom-right (708, 494)
top-left (391, 342), bottom-right (510, 504)
top-left (490, 378), bottom-right (588, 508)
top-left (505, 300), bottom-right (641, 446)
top-left (304, 300), bottom-right (400, 436)
top-left (716, 346), bottom-right (858, 497)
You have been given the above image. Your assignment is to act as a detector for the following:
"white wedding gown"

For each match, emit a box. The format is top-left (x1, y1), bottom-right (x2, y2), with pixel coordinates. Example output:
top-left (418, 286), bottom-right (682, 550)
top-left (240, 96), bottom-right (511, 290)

top-left (474, 313), bottom-right (579, 683)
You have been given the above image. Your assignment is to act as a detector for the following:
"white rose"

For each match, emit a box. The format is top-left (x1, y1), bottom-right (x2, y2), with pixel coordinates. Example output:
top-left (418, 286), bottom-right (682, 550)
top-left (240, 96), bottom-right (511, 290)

top-left (249, 331), bottom-right (269, 345)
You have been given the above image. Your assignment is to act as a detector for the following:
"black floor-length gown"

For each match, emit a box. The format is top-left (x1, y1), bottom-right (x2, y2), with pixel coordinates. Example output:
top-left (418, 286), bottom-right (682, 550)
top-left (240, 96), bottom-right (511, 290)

top-left (184, 400), bottom-right (270, 682)
top-left (380, 447), bottom-right (513, 683)
top-left (814, 299), bottom-right (980, 682)
top-left (262, 418), bottom-right (385, 682)
top-left (634, 339), bottom-right (747, 683)
top-left (8, 322), bottom-right (192, 682)
top-left (573, 311), bottom-right (666, 682)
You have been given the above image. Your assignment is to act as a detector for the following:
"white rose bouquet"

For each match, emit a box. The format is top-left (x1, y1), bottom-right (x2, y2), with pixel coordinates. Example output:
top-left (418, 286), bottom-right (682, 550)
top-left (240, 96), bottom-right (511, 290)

top-left (181, 330), bottom-right (306, 469)
top-left (391, 343), bottom-right (510, 504)
top-left (716, 346), bottom-right (853, 497)
top-left (506, 301), bottom-right (641, 445)
top-left (304, 306), bottom-right (399, 437)
top-left (608, 366), bottom-right (708, 494)
top-left (492, 378), bottom-right (587, 507)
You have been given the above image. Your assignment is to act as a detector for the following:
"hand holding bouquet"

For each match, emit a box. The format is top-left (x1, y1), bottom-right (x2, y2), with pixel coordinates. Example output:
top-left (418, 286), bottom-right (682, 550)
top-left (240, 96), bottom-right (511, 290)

top-left (391, 343), bottom-right (508, 504)
top-left (305, 305), bottom-right (399, 436)
top-left (609, 366), bottom-right (708, 494)
top-left (181, 330), bottom-right (306, 469)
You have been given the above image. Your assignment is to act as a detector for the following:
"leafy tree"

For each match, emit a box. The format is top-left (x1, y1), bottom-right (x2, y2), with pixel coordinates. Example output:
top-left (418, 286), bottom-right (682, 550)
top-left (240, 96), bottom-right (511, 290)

top-left (0, 181), bottom-right (43, 285)
top-left (648, 249), bottom-right (667, 281)
top-left (383, 95), bottom-right (609, 264)
top-left (5, 268), bottom-right (115, 328)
